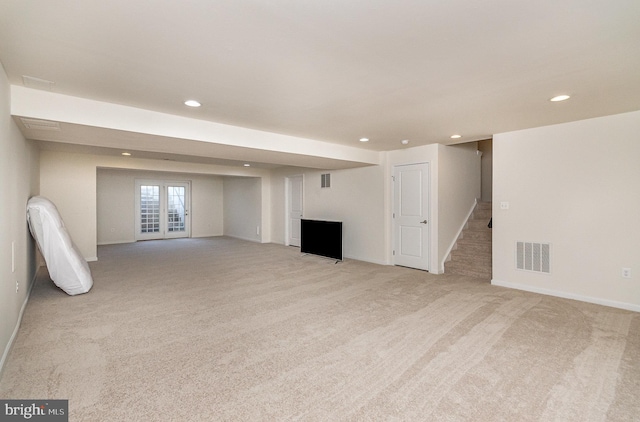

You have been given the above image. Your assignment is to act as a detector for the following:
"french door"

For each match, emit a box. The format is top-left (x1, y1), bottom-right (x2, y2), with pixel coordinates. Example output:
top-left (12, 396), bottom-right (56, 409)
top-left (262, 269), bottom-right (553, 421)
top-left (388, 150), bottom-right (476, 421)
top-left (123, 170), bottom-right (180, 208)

top-left (135, 179), bottom-right (190, 240)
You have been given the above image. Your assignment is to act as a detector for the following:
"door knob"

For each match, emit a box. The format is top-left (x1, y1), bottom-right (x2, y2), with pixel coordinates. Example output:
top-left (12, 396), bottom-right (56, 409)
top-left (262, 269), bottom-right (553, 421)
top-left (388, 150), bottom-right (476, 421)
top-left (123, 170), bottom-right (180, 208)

top-left (420, 220), bottom-right (428, 224)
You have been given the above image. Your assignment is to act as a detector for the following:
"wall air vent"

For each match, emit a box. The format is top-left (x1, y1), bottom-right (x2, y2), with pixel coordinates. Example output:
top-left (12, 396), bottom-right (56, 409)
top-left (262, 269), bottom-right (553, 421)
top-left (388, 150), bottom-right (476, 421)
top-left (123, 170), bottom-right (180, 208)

top-left (516, 241), bottom-right (550, 273)
top-left (20, 118), bottom-right (61, 131)
top-left (321, 173), bottom-right (331, 188)
top-left (22, 75), bottom-right (55, 91)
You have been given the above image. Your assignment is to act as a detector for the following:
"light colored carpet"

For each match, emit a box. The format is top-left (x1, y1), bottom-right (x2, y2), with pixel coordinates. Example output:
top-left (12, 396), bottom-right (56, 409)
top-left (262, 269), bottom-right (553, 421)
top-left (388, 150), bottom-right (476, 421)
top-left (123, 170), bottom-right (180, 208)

top-left (1, 237), bottom-right (638, 421)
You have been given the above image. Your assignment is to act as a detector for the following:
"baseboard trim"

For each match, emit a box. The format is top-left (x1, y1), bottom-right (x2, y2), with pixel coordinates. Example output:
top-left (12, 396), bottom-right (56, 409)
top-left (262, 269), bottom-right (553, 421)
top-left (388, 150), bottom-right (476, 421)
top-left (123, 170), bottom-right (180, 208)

top-left (225, 234), bottom-right (261, 244)
top-left (491, 279), bottom-right (640, 312)
top-left (0, 268), bottom-right (39, 378)
top-left (97, 240), bottom-right (133, 246)
top-left (343, 254), bottom-right (388, 266)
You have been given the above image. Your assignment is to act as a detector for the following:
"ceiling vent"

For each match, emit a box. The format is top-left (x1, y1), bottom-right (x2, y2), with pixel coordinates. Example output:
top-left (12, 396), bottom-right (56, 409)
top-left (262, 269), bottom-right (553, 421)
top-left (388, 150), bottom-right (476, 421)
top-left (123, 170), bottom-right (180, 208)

top-left (20, 118), bottom-right (61, 131)
top-left (22, 75), bottom-right (55, 91)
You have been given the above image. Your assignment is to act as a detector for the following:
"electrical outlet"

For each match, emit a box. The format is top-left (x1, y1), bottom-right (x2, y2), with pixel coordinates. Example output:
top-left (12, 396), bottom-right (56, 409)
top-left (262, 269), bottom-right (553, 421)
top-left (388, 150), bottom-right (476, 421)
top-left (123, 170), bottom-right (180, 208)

top-left (500, 202), bottom-right (510, 210)
top-left (16, 281), bottom-right (19, 293)
top-left (622, 268), bottom-right (632, 278)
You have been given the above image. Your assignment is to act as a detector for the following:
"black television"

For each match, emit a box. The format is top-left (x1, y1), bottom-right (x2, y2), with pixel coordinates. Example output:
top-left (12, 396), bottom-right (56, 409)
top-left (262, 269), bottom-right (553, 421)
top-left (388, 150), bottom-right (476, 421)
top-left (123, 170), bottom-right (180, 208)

top-left (301, 219), bottom-right (343, 261)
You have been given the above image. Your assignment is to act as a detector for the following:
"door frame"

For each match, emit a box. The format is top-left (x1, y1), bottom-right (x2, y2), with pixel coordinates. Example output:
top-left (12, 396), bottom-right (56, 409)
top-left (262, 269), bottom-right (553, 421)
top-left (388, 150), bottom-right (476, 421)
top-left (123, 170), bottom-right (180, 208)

top-left (134, 179), bottom-right (191, 241)
top-left (391, 162), bottom-right (431, 271)
top-left (285, 174), bottom-right (304, 246)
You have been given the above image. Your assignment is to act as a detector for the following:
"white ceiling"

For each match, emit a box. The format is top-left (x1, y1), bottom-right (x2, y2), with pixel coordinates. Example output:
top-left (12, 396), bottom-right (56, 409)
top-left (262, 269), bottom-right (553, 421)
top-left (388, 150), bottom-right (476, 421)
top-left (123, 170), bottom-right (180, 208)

top-left (1, 0), bottom-right (639, 164)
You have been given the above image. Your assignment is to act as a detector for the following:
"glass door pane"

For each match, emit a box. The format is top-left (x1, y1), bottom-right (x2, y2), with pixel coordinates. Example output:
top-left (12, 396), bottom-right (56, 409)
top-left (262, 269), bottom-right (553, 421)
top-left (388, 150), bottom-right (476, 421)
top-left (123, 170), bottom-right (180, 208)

top-left (167, 186), bottom-right (186, 233)
top-left (164, 182), bottom-right (189, 239)
top-left (140, 185), bottom-right (160, 234)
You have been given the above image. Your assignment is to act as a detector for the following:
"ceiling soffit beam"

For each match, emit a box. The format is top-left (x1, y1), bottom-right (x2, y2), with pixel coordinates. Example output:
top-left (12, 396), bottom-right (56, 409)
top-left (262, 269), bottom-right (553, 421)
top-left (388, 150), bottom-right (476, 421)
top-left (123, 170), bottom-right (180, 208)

top-left (10, 86), bottom-right (380, 167)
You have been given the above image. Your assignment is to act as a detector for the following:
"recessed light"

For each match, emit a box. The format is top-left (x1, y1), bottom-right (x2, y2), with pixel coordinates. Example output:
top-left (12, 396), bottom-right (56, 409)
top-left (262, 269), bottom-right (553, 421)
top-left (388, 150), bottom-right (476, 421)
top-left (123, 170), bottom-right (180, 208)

top-left (243, 163), bottom-right (251, 167)
top-left (550, 95), bottom-right (570, 102)
top-left (450, 134), bottom-right (462, 139)
top-left (184, 100), bottom-right (201, 107)
top-left (401, 140), bottom-right (409, 145)
top-left (121, 152), bottom-right (131, 156)
top-left (359, 138), bottom-right (369, 142)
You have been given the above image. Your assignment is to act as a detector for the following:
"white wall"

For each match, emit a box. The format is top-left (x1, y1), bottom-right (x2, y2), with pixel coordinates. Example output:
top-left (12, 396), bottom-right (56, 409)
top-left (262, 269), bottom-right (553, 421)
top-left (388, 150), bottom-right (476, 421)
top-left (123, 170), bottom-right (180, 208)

top-left (40, 152), bottom-right (99, 260)
top-left (270, 144), bottom-right (479, 268)
top-left (386, 143), bottom-right (481, 273)
top-left (97, 169), bottom-right (135, 244)
top-left (269, 165), bottom-right (388, 264)
top-left (39, 142), bottom-right (482, 274)
top-left (387, 144), bottom-right (440, 272)
top-left (306, 165), bottom-right (387, 264)
top-left (40, 150), bottom-right (271, 259)
top-left (223, 177), bottom-right (262, 242)
top-left (269, 167), bottom-right (307, 246)
top-left (12, 86), bottom-right (381, 168)
top-left (438, 143), bottom-right (481, 271)
top-left (191, 175), bottom-right (225, 239)
top-left (97, 169), bottom-right (224, 245)
top-left (493, 110), bottom-right (640, 311)
top-left (0, 63), bottom-right (40, 374)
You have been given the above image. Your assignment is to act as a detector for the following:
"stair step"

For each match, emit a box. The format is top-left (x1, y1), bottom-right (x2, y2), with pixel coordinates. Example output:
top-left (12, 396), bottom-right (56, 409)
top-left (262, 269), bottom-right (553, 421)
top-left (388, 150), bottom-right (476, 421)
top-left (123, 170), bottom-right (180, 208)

top-left (445, 261), bottom-right (492, 279)
top-left (448, 248), bottom-right (491, 258)
top-left (446, 256), bottom-right (492, 269)
top-left (445, 201), bottom-right (492, 279)
top-left (467, 219), bottom-right (492, 230)
top-left (460, 229), bottom-right (491, 243)
top-left (456, 237), bottom-right (492, 247)
top-left (473, 209), bottom-right (492, 219)
top-left (451, 247), bottom-right (491, 264)
top-left (452, 252), bottom-right (491, 262)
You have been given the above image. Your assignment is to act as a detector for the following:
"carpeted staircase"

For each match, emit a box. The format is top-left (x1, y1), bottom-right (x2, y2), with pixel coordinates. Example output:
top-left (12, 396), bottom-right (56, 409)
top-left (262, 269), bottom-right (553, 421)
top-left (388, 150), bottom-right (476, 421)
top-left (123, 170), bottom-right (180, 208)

top-left (445, 202), bottom-right (492, 279)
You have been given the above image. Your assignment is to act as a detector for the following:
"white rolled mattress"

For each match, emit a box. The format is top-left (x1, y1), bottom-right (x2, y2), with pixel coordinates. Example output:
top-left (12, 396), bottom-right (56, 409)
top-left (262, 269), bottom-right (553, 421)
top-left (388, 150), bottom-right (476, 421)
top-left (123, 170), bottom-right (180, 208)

top-left (26, 196), bottom-right (93, 295)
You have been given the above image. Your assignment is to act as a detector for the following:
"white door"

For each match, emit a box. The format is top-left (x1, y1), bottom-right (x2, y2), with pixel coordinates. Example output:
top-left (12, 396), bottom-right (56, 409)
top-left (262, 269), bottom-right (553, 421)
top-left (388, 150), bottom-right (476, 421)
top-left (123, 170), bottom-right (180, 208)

top-left (287, 175), bottom-right (303, 247)
top-left (135, 180), bottom-right (190, 241)
top-left (393, 163), bottom-right (430, 271)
